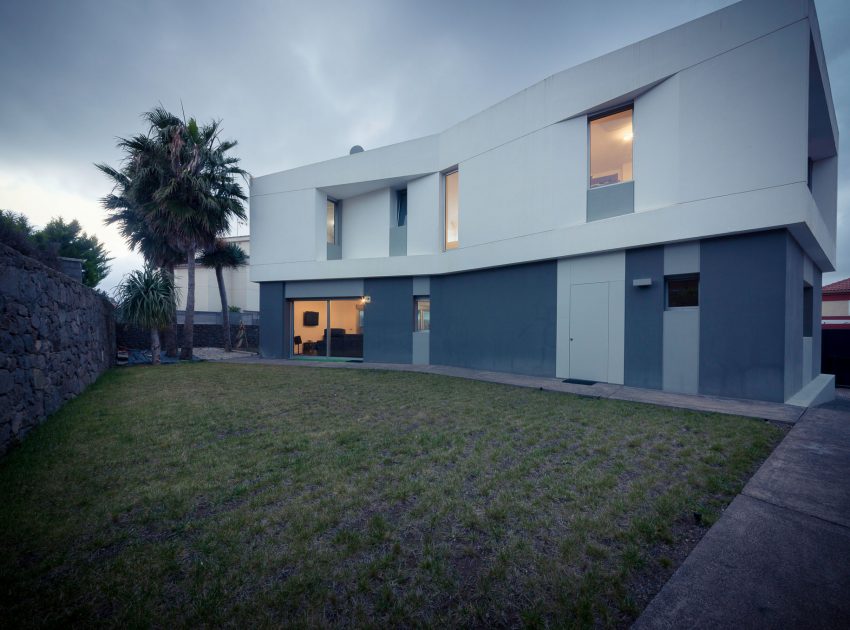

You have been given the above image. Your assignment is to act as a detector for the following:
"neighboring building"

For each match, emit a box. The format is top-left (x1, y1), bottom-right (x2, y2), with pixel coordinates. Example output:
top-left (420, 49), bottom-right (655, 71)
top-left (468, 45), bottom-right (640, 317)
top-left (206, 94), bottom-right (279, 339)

top-left (250, 0), bottom-right (837, 405)
top-left (175, 234), bottom-right (259, 316)
top-left (822, 278), bottom-right (850, 329)
top-left (822, 278), bottom-right (850, 386)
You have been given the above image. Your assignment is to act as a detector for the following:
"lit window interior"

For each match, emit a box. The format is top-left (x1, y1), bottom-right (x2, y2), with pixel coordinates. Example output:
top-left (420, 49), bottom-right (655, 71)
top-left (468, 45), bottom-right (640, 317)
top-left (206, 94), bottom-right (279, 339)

top-left (445, 170), bottom-right (459, 249)
top-left (589, 108), bottom-right (633, 188)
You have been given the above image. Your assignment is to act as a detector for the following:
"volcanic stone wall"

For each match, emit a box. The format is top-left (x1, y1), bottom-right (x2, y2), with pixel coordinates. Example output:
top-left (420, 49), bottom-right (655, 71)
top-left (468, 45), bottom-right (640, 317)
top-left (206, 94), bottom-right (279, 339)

top-left (0, 243), bottom-right (115, 456)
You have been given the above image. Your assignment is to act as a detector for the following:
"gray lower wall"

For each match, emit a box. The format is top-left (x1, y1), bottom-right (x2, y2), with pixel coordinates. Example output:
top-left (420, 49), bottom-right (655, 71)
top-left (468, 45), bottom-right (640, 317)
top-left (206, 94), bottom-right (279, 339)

top-left (430, 261), bottom-right (557, 377)
top-left (699, 231), bottom-right (789, 402)
top-left (784, 237), bottom-right (805, 400)
top-left (624, 247), bottom-right (664, 389)
top-left (813, 267), bottom-right (823, 375)
top-left (259, 282), bottom-right (286, 358)
top-left (0, 243), bottom-right (115, 456)
top-left (364, 277), bottom-right (413, 363)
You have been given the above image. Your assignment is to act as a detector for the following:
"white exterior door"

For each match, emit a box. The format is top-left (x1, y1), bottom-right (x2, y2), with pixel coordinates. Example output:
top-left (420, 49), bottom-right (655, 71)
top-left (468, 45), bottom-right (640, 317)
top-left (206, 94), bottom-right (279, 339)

top-left (569, 282), bottom-right (609, 382)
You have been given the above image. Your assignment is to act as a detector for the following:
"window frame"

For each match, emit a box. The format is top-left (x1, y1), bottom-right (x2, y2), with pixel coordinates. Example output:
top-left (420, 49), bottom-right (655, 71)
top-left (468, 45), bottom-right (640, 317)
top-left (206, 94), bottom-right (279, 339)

top-left (443, 169), bottom-right (459, 251)
top-left (326, 198), bottom-right (339, 245)
top-left (396, 189), bottom-right (408, 228)
top-left (587, 104), bottom-right (634, 190)
top-left (414, 295), bottom-right (431, 332)
top-left (665, 273), bottom-right (700, 310)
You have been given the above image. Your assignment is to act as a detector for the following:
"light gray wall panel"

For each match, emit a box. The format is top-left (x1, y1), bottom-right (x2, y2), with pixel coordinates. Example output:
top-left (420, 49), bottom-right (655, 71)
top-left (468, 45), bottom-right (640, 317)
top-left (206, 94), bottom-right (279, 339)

top-left (664, 241), bottom-right (700, 275)
top-left (286, 279), bottom-right (364, 298)
top-left (663, 309), bottom-right (700, 393)
top-left (412, 331), bottom-right (430, 365)
top-left (587, 181), bottom-right (634, 222)
top-left (389, 226), bottom-right (407, 256)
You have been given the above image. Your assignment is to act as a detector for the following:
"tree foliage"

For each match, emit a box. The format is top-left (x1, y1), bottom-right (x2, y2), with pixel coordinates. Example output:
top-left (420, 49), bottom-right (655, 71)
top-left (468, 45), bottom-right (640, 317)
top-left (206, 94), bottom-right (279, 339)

top-left (0, 210), bottom-right (111, 287)
top-left (115, 266), bottom-right (178, 331)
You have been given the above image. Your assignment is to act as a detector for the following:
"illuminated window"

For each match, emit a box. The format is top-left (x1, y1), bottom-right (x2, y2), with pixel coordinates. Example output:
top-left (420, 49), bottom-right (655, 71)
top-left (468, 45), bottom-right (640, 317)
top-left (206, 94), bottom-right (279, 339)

top-left (589, 107), bottom-right (633, 188)
top-left (444, 170), bottom-right (459, 250)
top-left (326, 200), bottom-right (337, 244)
top-left (415, 296), bottom-right (430, 331)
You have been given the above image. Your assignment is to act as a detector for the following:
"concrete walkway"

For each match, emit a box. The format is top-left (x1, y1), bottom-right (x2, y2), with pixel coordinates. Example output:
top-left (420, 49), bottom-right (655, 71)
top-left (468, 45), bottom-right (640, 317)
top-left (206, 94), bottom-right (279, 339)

top-left (219, 355), bottom-right (805, 423)
top-left (634, 392), bottom-right (850, 628)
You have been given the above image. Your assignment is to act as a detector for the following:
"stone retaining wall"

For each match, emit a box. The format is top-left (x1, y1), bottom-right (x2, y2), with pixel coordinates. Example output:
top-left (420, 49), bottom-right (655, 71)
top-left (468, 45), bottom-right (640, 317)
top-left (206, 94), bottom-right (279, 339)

top-left (0, 243), bottom-right (115, 456)
top-left (117, 323), bottom-right (259, 351)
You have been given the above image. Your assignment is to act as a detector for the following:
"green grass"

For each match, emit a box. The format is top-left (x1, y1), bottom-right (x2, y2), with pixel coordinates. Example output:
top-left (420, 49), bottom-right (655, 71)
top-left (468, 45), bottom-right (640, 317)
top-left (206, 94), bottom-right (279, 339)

top-left (0, 363), bottom-right (785, 628)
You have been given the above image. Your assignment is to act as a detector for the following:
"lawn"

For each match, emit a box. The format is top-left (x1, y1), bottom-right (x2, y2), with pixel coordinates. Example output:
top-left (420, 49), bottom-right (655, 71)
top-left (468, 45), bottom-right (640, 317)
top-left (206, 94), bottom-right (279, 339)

top-left (0, 363), bottom-right (785, 628)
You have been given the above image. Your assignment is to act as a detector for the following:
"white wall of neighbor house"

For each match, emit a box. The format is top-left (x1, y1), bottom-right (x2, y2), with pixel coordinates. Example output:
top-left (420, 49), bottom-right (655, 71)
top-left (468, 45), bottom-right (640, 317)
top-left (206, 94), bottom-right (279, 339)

top-left (555, 251), bottom-right (625, 383)
top-left (341, 188), bottom-right (391, 259)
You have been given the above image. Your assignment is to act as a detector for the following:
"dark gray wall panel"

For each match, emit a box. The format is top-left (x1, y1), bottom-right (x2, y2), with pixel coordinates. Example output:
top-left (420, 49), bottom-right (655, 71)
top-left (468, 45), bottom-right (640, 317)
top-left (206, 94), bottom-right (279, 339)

top-left (813, 267), bottom-right (823, 376)
top-left (624, 247), bottom-right (664, 389)
top-left (364, 277), bottom-right (413, 363)
top-left (784, 236), bottom-right (804, 399)
top-left (587, 181), bottom-right (634, 222)
top-left (699, 231), bottom-right (787, 402)
top-left (259, 282), bottom-right (287, 358)
top-left (430, 261), bottom-right (557, 377)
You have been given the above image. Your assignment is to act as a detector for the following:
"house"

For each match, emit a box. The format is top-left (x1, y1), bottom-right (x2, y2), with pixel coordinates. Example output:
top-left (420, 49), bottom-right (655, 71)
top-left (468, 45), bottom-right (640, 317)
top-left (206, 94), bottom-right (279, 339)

top-left (822, 278), bottom-right (850, 329)
top-left (174, 234), bottom-right (259, 322)
top-left (822, 278), bottom-right (850, 387)
top-left (250, 0), bottom-right (837, 405)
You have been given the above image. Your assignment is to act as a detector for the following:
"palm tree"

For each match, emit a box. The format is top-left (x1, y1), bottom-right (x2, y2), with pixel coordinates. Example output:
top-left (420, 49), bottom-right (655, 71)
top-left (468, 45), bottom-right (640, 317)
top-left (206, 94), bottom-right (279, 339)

top-left (97, 106), bottom-right (247, 360)
top-left (115, 267), bottom-right (178, 365)
top-left (197, 239), bottom-right (248, 352)
top-left (98, 162), bottom-right (184, 357)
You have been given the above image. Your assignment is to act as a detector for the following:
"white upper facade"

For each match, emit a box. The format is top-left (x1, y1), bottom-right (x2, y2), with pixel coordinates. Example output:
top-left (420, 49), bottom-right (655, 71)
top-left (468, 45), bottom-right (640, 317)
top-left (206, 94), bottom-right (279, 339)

top-left (250, 0), bottom-right (838, 283)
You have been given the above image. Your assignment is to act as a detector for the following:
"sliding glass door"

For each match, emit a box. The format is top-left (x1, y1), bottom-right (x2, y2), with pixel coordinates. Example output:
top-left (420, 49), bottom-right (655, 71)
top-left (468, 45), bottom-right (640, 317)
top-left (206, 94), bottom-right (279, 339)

top-left (291, 299), bottom-right (363, 359)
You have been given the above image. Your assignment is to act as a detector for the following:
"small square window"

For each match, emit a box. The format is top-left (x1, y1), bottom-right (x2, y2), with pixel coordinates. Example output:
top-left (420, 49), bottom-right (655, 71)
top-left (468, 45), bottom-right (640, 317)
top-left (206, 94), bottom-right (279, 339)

top-left (414, 296), bottom-right (430, 331)
top-left (666, 275), bottom-right (699, 309)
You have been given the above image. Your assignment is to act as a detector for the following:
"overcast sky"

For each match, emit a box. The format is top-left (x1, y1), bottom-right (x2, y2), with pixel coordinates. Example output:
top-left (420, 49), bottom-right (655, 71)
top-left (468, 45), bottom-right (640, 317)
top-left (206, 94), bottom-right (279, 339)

top-left (1, 0), bottom-right (848, 293)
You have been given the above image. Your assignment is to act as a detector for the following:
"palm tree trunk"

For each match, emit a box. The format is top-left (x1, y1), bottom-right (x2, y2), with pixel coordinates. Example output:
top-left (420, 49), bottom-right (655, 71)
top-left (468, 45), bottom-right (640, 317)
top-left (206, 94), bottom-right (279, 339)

top-left (215, 265), bottom-right (232, 352)
top-left (151, 328), bottom-right (161, 365)
top-left (180, 249), bottom-right (196, 360)
top-left (162, 263), bottom-right (178, 358)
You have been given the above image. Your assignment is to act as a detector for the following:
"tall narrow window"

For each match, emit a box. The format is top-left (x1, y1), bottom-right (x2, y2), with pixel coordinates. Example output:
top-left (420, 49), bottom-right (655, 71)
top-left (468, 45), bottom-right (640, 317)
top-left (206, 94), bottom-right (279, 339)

top-left (396, 190), bottom-right (407, 227)
top-left (326, 200), bottom-right (337, 244)
top-left (444, 170), bottom-right (459, 250)
top-left (589, 107), bottom-right (633, 188)
top-left (415, 296), bottom-right (430, 331)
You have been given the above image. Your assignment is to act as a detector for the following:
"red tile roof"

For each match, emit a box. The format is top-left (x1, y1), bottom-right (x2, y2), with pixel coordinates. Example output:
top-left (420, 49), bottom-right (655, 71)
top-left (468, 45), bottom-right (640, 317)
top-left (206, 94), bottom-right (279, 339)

top-left (823, 278), bottom-right (850, 295)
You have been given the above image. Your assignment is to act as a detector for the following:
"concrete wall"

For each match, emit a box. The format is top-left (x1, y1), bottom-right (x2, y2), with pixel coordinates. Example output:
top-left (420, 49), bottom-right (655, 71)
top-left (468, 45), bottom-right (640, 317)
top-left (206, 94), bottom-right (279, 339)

top-left (0, 243), bottom-right (115, 456)
top-left (431, 261), bottom-right (557, 377)
top-left (363, 277), bottom-right (413, 363)
top-left (118, 323), bottom-right (259, 351)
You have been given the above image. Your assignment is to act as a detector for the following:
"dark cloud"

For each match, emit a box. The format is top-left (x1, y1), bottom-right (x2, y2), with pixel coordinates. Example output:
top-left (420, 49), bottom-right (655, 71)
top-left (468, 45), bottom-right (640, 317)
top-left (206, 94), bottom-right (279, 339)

top-left (1, 0), bottom-right (847, 290)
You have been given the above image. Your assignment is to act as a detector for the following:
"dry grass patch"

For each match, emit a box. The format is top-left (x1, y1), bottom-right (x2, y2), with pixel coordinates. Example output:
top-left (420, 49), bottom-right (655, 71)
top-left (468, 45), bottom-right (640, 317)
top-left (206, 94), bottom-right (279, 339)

top-left (0, 363), bottom-right (785, 627)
